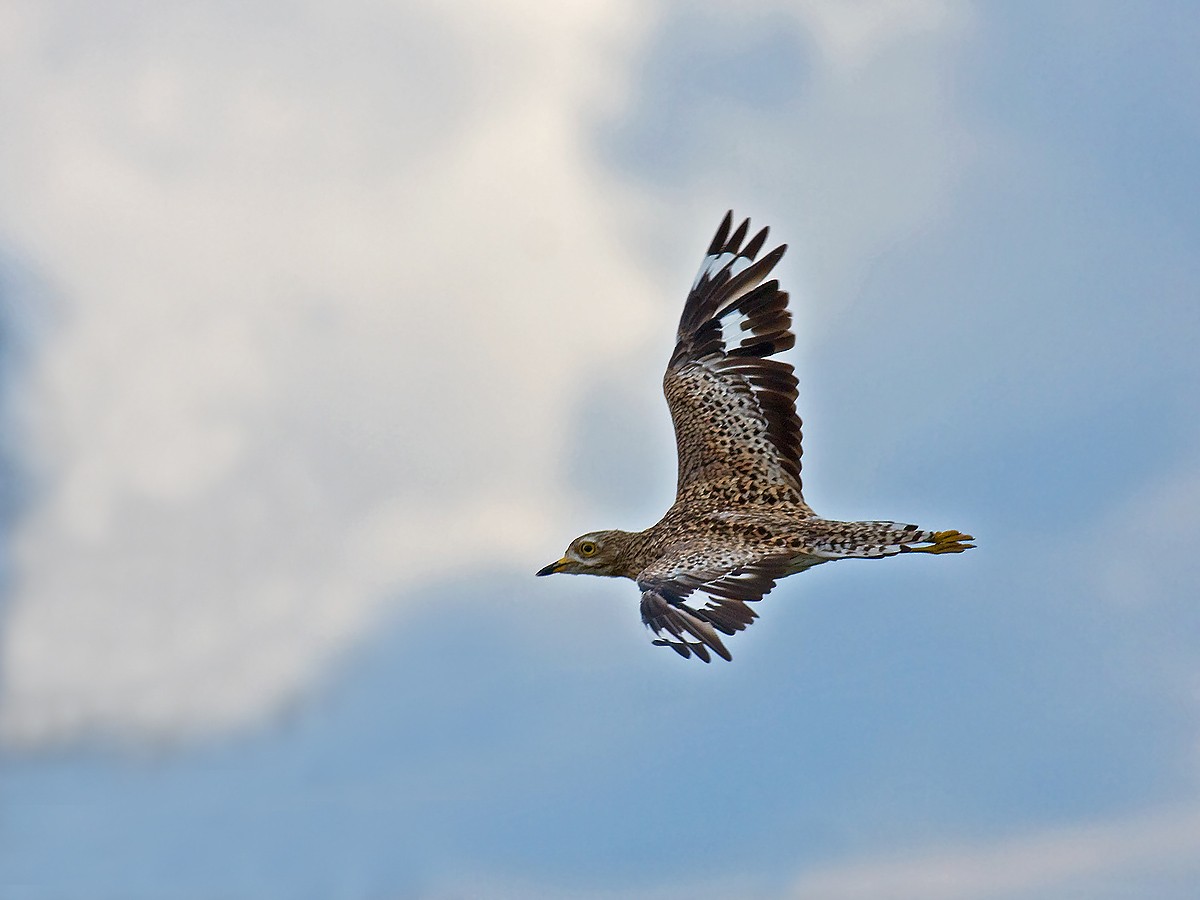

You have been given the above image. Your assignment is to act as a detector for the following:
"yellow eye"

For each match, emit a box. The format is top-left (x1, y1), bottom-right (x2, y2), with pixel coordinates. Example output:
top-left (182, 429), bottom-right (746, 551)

top-left (578, 541), bottom-right (597, 557)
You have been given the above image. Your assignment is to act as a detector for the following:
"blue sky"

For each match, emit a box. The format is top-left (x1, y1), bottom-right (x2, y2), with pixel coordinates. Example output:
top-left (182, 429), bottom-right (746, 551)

top-left (2, 2), bottom-right (1199, 898)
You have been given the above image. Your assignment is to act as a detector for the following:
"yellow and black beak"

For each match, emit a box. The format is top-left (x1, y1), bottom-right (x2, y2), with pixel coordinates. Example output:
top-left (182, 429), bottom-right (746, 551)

top-left (536, 558), bottom-right (569, 577)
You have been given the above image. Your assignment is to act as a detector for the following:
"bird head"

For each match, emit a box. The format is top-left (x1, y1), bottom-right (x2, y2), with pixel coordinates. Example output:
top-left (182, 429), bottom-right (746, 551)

top-left (536, 530), bottom-right (632, 579)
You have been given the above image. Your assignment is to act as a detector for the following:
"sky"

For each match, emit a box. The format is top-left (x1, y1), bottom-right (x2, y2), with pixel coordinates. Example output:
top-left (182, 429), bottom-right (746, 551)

top-left (1, 0), bottom-right (1199, 897)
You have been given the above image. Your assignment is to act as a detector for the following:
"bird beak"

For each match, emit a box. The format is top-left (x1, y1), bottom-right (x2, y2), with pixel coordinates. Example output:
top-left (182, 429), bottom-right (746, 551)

top-left (536, 558), bottom-right (569, 577)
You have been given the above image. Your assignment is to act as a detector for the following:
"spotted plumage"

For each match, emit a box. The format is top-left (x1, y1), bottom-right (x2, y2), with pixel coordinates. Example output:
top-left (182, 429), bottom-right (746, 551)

top-left (538, 212), bottom-right (974, 662)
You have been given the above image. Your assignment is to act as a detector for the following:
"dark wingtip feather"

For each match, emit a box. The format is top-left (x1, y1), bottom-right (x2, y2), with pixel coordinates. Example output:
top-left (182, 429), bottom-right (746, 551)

top-left (708, 212), bottom-right (734, 255)
top-left (743, 226), bottom-right (769, 260)
top-left (728, 218), bottom-right (750, 254)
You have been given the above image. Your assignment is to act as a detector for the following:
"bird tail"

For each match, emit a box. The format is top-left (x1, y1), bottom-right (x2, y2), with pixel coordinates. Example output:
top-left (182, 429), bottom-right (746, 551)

top-left (805, 521), bottom-right (975, 560)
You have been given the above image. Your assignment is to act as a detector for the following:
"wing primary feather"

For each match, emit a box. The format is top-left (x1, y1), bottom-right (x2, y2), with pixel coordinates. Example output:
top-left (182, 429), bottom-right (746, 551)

top-left (656, 639), bottom-right (694, 660)
top-left (707, 211), bottom-right (733, 255)
top-left (704, 247), bottom-right (787, 319)
top-left (641, 589), bottom-right (735, 662)
top-left (678, 247), bottom-right (786, 340)
top-left (727, 217), bottom-right (750, 255)
top-left (742, 226), bottom-right (769, 260)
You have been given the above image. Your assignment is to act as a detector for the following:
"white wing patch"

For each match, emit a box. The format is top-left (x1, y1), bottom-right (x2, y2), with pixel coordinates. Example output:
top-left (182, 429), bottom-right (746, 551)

top-left (690, 250), bottom-right (757, 291)
top-left (713, 300), bottom-right (772, 356)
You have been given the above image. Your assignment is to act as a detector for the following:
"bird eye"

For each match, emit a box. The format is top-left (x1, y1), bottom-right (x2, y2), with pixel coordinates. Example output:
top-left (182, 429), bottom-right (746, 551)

top-left (579, 541), bottom-right (597, 556)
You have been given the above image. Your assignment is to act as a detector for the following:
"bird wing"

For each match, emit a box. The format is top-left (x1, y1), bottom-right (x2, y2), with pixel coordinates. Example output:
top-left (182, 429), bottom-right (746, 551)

top-left (664, 211), bottom-right (808, 507)
top-left (637, 548), bottom-right (793, 662)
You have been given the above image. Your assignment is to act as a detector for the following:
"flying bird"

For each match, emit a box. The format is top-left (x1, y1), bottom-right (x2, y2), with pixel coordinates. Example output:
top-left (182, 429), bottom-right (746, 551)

top-left (538, 212), bottom-right (973, 662)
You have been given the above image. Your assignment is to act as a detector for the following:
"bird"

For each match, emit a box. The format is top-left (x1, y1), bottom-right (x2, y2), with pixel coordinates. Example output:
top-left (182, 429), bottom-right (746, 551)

top-left (537, 212), bottom-right (974, 662)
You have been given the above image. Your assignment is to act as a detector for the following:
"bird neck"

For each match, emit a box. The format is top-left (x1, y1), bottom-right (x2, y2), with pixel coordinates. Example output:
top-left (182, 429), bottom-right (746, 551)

top-left (604, 529), bottom-right (650, 581)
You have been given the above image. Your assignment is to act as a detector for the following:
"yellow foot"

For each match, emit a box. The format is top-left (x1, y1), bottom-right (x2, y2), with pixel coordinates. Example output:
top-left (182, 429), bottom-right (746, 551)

top-left (904, 529), bottom-right (976, 554)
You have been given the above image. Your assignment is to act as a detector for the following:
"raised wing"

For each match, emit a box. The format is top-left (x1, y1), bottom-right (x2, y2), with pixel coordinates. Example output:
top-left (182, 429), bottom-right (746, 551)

top-left (637, 549), bottom-right (792, 662)
top-left (665, 212), bottom-right (807, 506)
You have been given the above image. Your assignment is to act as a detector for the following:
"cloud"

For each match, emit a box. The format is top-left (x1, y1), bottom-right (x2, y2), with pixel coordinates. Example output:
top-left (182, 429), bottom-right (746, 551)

top-left (0, 0), bottom-right (661, 746)
top-left (788, 805), bottom-right (1200, 900)
top-left (0, 0), bottom-right (976, 746)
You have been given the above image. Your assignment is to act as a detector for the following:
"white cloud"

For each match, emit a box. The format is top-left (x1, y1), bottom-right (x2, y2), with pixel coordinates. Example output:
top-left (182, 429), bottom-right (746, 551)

top-left (416, 806), bottom-right (1200, 899)
top-left (800, 0), bottom-right (968, 73)
top-left (0, 0), bottom-right (658, 746)
top-left (0, 0), bottom-right (972, 745)
top-left (789, 805), bottom-right (1200, 900)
